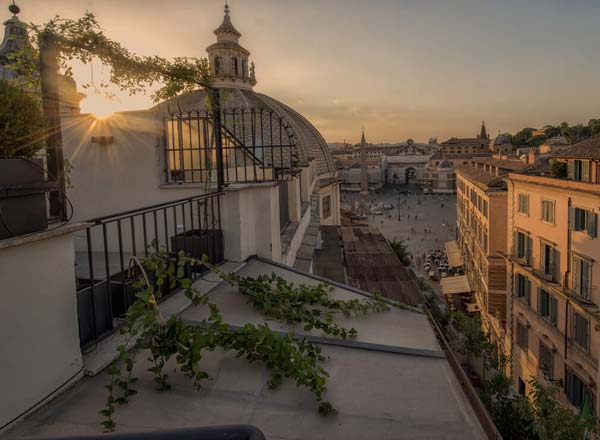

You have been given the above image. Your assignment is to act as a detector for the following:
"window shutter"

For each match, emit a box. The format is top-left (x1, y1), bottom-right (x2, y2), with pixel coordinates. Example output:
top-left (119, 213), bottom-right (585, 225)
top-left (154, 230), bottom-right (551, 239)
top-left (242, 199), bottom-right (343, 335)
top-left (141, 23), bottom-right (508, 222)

top-left (573, 257), bottom-right (581, 293)
top-left (582, 260), bottom-right (591, 299)
top-left (547, 245), bottom-right (554, 276)
top-left (568, 160), bottom-right (575, 179)
top-left (526, 279), bottom-right (531, 304)
top-left (582, 160), bottom-right (590, 182)
top-left (569, 207), bottom-right (575, 230)
top-left (588, 212), bottom-right (597, 238)
top-left (537, 287), bottom-right (542, 313)
top-left (554, 249), bottom-right (560, 283)
top-left (527, 237), bottom-right (532, 264)
top-left (514, 231), bottom-right (519, 256)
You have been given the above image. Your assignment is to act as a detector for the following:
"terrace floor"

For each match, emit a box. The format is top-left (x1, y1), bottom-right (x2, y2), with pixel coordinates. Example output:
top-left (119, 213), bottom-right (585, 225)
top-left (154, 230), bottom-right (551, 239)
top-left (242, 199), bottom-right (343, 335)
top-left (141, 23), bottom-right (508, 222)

top-left (3, 258), bottom-right (486, 440)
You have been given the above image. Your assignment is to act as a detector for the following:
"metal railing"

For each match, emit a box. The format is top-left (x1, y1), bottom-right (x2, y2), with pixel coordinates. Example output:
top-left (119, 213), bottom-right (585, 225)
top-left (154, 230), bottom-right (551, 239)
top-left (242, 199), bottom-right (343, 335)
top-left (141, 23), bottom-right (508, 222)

top-left (164, 107), bottom-right (298, 186)
top-left (75, 191), bottom-right (223, 348)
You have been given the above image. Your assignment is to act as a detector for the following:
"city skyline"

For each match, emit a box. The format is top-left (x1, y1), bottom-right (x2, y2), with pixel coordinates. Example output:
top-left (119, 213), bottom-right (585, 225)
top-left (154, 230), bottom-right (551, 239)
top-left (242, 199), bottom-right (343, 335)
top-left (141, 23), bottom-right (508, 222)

top-left (15, 0), bottom-right (600, 143)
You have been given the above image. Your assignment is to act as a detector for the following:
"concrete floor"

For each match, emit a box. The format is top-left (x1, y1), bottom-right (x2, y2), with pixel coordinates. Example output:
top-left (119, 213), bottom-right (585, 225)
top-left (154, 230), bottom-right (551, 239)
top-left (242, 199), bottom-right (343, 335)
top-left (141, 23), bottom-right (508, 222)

top-left (342, 185), bottom-right (457, 292)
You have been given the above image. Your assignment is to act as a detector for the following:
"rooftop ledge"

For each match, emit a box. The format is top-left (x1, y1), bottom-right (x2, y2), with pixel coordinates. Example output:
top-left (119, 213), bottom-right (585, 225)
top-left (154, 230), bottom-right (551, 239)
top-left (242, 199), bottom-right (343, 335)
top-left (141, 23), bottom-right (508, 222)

top-left (0, 222), bottom-right (91, 251)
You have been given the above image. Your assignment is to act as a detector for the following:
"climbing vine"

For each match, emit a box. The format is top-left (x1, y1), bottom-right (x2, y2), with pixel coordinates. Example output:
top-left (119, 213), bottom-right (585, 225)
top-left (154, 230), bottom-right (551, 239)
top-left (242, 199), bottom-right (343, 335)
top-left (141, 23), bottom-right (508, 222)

top-left (214, 269), bottom-right (395, 339)
top-left (100, 248), bottom-right (409, 430)
top-left (101, 250), bottom-right (335, 431)
top-left (9, 13), bottom-right (213, 104)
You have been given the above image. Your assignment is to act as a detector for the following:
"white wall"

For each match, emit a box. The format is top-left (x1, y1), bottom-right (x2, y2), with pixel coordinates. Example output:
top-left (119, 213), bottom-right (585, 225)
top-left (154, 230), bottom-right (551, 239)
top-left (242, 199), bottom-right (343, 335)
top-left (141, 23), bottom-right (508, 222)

top-left (0, 231), bottom-right (83, 431)
top-left (63, 112), bottom-right (205, 224)
top-left (220, 183), bottom-right (281, 262)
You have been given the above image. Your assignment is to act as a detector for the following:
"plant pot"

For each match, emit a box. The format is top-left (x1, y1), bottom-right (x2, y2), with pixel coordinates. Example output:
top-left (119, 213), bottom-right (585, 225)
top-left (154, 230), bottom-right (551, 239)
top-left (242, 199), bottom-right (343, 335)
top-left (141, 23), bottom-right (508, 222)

top-left (0, 158), bottom-right (48, 239)
top-left (76, 279), bottom-right (114, 347)
top-left (109, 277), bottom-right (136, 318)
top-left (170, 229), bottom-right (224, 264)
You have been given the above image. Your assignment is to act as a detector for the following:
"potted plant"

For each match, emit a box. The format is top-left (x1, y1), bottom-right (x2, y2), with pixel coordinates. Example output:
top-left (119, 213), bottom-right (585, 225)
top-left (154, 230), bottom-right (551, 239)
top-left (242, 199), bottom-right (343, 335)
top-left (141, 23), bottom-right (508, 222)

top-left (0, 79), bottom-right (50, 239)
top-left (170, 228), bottom-right (224, 265)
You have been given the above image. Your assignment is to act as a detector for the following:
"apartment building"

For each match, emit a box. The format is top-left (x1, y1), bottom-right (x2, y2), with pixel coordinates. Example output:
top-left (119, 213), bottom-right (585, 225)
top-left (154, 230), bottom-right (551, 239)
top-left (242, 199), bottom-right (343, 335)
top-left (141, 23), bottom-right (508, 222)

top-left (506, 136), bottom-right (600, 415)
top-left (455, 159), bottom-right (521, 358)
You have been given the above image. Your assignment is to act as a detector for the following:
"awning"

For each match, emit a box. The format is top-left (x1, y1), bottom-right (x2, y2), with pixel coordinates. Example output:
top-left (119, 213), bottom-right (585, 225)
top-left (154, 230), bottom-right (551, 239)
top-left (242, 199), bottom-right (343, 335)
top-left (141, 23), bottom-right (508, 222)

top-left (441, 275), bottom-right (471, 295)
top-left (445, 240), bottom-right (463, 268)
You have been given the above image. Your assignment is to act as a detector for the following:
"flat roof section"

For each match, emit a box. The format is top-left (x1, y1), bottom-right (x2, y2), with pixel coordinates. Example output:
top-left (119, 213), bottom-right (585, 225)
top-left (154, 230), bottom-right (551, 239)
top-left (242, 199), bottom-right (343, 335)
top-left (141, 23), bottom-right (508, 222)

top-left (3, 257), bottom-right (486, 440)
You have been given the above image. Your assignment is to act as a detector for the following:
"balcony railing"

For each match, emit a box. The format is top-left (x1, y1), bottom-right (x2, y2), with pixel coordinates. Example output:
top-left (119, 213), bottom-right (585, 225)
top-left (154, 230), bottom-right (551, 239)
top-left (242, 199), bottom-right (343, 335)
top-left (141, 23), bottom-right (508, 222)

top-left (75, 191), bottom-right (224, 348)
top-left (164, 108), bottom-right (298, 186)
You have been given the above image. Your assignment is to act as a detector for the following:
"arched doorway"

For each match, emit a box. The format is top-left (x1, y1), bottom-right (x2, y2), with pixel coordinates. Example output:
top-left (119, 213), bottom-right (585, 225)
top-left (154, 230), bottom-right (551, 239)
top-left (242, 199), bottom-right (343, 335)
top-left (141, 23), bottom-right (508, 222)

top-left (392, 173), bottom-right (399, 185)
top-left (406, 167), bottom-right (417, 184)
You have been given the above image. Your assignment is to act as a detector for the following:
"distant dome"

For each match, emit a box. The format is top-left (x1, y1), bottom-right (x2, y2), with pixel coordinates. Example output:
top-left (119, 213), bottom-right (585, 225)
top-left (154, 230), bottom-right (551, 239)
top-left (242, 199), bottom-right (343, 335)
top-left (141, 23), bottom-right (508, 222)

top-left (494, 134), bottom-right (511, 145)
top-left (437, 160), bottom-right (451, 170)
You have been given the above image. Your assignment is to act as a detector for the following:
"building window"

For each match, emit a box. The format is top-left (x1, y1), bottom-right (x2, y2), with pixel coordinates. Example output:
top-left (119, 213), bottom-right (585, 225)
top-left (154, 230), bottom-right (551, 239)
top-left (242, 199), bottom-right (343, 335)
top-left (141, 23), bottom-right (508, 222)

top-left (323, 195), bottom-right (332, 219)
top-left (540, 242), bottom-right (558, 281)
top-left (516, 273), bottom-right (531, 304)
top-left (538, 288), bottom-right (557, 326)
top-left (241, 59), bottom-right (247, 78)
top-left (515, 231), bottom-right (531, 263)
top-left (572, 255), bottom-right (592, 300)
top-left (214, 56), bottom-right (222, 75)
top-left (483, 231), bottom-right (488, 253)
top-left (570, 207), bottom-right (597, 238)
top-left (570, 159), bottom-right (591, 182)
top-left (565, 368), bottom-right (586, 408)
top-left (231, 57), bottom-right (238, 76)
top-left (539, 341), bottom-right (554, 380)
top-left (518, 194), bottom-right (529, 215)
top-left (573, 311), bottom-right (590, 352)
top-left (483, 199), bottom-right (488, 218)
top-left (516, 320), bottom-right (528, 352)
top-left (541, 200), bottom-right (554, 224)
top-left (518, 377), bottom-right (526, 395)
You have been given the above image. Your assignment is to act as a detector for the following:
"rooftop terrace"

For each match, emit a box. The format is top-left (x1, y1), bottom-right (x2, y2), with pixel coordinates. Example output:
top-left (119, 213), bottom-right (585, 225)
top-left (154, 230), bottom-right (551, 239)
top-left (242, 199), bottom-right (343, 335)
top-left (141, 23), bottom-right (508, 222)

top-left (3, 257), bottom-right (485, 440)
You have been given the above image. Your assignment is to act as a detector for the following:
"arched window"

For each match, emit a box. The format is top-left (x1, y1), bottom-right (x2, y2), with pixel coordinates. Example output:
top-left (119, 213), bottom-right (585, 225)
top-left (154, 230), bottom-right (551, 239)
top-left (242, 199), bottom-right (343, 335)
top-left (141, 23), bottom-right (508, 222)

top-left (214, 57), bottom-right (222, 76)
top-left (231, 57), bottom-right (238, 76)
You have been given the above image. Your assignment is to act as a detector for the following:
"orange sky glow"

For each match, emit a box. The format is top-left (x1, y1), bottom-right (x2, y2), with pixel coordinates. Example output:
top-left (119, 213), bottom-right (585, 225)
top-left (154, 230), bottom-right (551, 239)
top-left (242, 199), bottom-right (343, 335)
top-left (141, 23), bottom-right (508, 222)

top-left (12, 0), bottom-right (600, 143)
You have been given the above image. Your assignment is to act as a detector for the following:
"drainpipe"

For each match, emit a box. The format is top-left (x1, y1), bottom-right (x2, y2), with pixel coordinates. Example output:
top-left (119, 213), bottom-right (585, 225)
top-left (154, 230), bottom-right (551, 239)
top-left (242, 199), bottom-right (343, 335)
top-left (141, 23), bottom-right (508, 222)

top-left (564, 197), bottom-right (572, 382)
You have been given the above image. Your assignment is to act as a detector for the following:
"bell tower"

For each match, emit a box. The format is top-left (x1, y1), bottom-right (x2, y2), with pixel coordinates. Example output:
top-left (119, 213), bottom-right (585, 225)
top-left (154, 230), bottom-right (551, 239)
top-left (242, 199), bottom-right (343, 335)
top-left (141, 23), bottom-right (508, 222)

top-left (206, 3), bottom-right (256, 89)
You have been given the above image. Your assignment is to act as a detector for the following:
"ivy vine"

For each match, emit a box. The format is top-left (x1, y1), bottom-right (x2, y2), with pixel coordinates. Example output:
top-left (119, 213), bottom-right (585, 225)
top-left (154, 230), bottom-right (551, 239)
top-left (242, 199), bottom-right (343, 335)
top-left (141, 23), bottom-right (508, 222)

top-left (216, 270), bottom-right (392, 339)
top-left (100, 248), bottom-right (409, 430)
top-left (101, 250), bottom-right (334, 431)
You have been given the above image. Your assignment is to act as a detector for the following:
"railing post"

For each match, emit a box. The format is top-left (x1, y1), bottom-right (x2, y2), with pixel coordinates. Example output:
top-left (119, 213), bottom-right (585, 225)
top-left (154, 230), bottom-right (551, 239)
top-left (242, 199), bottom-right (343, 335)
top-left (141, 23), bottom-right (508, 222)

top-left (211, 88), bottom-right (225, 191)
top-left (39, 31), bottom-right (67, 220)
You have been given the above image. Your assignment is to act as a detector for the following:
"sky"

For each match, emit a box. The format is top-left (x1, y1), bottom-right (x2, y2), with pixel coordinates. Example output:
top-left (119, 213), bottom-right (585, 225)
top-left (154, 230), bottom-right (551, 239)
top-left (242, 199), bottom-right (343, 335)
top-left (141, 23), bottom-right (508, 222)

top-left (11, 0), bottom-right (600, 143)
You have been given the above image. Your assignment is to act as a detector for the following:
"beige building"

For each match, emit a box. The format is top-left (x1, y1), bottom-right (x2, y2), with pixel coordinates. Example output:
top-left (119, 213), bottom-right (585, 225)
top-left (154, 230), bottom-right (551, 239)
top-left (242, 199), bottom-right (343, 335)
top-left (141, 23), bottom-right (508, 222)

top-left (424, 122), bottom-right (492, 193)
top-left (455, 158), bottom-right (526, 356)
top-left (506, 136), bottom-right (600, 415)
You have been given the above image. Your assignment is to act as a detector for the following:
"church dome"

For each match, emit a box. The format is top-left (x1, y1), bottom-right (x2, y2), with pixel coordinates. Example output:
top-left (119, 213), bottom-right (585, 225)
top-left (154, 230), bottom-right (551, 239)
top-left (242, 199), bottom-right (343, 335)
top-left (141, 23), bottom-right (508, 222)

top-left (154, 88), bottom-right (335, 174)
top-left (493, 134), bottom-right (511, 145)
top-left (152, 4), bottom-right (334, 175)
top-left (437, 159), bottom-right (452, 170)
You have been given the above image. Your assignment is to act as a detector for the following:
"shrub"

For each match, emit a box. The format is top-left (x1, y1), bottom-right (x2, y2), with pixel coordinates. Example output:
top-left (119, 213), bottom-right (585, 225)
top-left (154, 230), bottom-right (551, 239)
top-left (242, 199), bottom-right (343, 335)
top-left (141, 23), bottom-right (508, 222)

top-left (0, 79), bottom-right (47, 158)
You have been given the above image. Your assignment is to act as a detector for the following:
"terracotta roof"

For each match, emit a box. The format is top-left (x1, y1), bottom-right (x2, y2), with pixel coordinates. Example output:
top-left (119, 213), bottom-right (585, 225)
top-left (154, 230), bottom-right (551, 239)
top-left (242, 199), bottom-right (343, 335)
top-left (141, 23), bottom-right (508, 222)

top-left (431, 151), bottom-right (492, 160)
top-left (512, 158), bottom-right (552, 176)
top-left (440, 137), bottom-right (483, 145)
top-left (553, 135), bottom-right (600, 159)
top-left (454, 165), bottom-right (506, 189)
top-left (341, 226), bottom-right (424, 305)
top-left (472, 158), bottom-right (527, 171)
